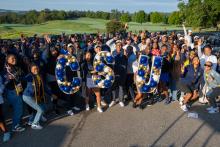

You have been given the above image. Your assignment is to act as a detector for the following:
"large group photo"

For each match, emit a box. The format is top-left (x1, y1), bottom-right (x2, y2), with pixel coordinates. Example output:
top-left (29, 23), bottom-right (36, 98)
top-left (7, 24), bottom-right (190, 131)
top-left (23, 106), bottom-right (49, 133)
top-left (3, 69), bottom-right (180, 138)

top-left (0, 0), bottom-right (220, 147)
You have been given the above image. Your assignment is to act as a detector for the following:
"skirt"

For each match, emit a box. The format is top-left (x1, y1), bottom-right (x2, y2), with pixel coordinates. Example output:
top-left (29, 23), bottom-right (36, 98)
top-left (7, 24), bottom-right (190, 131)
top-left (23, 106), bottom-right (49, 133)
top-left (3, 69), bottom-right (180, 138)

top-left (86, 78), bottom-right (97, 89)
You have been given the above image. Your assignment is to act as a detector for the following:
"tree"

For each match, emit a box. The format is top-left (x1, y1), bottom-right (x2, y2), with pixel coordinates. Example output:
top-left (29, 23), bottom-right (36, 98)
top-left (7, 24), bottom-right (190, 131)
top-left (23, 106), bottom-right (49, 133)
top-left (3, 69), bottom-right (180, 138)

top-left (38, 10), bottom-right (47, 23)
top-left (110, 9), bottom-right (121, 20)
top-left (168, 11), bottom-right (182, 25)
top-left (178, 0), bottom-right (220, 28)
top-left (145, 13), bottom-right (150, 22)
top-left (135, 10), bottom-right (146, 24)
top-left (106, 20), bottom-right (125, 34)
top-left (150, 12), bottom-right (163, 23)
top-left (24, 10), bottom-right (39, 24)
top-left (101, 12), bottom-right (110, 20)
top-left (120, 13), bottom-right (131, 22)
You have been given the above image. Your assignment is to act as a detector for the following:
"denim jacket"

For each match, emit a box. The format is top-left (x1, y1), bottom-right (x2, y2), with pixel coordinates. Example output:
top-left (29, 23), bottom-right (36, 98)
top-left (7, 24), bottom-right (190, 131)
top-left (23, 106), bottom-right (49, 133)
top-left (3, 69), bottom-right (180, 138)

top-left (23, 74), bottom-right (52, 102)
top-left (204, 69), bottom-right (220, 89)
top-left (180, 64), bottom-right (204, 90)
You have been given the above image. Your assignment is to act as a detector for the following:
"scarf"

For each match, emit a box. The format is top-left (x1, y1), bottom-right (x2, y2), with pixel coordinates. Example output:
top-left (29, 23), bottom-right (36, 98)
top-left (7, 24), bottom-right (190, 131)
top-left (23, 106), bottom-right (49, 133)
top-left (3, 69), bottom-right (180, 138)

top-left (33, 74), bottom-right (45, 104)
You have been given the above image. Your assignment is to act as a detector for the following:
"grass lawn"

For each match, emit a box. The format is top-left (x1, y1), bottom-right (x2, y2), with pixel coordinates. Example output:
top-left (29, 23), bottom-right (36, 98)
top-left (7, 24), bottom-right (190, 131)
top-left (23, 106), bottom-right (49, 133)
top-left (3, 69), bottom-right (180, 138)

top-left (0, 17), bottom-right (204, 39)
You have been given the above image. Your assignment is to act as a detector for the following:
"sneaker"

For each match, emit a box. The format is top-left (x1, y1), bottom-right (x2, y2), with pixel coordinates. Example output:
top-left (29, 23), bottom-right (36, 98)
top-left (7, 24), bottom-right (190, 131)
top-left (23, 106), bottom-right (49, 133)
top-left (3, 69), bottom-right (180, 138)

top-left (101, 101), bottom-right (107, 106)
top-left (109, 101), bottom-right (116, 107)
top-left (119, 102), bottom-right (125, 107)
top-left (208, 107), bottom-right (219, 114)
top-left (97, 107), bottom-right (103, 113)
top-left (164, 98), bottom-right (171, 105)
top-left (72, 106), bottom-right (80, 111)
top-left (179, 96), bottom-right (184, 105)
top-left (27, 121), bottom-right (33, 126)
top-left (180, 104), bottom-right (188, 112)
top-left (12, 125), bottom-right (25, 132)
top-left (86, 104), bottom-right (90, 111)
top-left (199, 97), bottom-right (209, 104)
top-left (31, 123), bottom-right (43, 130)
top-left (3, 132), bottom-right (11, 142)
top-left (41, 115), bottom-right (47, 122)
top-left (206, 106), bottom-right (214, 111)
top-left (67, 110), bottom-right (74, 116)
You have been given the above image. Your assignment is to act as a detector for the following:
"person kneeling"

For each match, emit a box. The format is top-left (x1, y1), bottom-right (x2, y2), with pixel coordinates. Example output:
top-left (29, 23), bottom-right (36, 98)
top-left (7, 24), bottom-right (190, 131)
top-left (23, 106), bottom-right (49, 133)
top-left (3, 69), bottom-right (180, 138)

top-left (178, 56), bottom-right (203, 112)
top-left (203, 61), bottom-right (220, 114)
top-left (23, 63), bottom-right (56, 130)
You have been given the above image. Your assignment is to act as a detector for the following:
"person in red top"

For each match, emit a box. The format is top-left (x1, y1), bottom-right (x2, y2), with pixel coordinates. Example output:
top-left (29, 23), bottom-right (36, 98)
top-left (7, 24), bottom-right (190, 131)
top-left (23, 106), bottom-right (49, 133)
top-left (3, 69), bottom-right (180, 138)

top-left (151, 42), bottom-right (161, 56)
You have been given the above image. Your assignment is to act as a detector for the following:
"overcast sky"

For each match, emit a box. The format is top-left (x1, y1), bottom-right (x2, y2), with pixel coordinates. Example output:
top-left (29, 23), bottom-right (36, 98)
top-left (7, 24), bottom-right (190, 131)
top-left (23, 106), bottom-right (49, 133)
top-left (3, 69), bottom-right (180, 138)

top-left (0, 0), bottom-right (180, 12)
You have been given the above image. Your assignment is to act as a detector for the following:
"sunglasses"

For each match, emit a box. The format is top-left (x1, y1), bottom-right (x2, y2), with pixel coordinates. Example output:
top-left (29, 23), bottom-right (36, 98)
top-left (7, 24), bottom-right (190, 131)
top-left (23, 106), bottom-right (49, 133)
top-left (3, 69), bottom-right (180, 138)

top-left (204, 64), bottom-right (212, 67)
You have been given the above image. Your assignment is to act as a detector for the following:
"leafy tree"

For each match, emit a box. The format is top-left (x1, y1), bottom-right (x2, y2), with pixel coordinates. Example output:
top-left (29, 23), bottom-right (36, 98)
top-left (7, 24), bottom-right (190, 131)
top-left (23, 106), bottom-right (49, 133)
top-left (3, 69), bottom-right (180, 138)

top-left (150, 12), bottom-right (163, 23)
top-left (101, 12), bottom-right (110, 20)
top-left (110, 9), bottom-right (121, 20)
top-left (135, 10), bottom-right (146, 24)
top-left (106, 20), bottom-right (125, 33)
top-left (120, 13), bottom-right (131, 22)
top-left (178, 0), bottom-right (220, 28)
top-left (168, 11), bottom-right (182, 25)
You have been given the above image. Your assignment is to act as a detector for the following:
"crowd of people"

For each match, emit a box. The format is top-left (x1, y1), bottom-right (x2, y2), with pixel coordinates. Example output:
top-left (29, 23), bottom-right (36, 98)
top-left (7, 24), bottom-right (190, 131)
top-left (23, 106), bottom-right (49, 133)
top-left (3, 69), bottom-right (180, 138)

top-left (0, 26), bottom-right (220, 142)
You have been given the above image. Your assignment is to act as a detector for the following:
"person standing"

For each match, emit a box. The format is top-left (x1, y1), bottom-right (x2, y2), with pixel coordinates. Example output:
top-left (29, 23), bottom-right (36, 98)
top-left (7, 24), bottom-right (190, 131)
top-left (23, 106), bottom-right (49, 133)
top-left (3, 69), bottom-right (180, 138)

top-left (3, 54), bottom-right (25, 132)
top-left (109, 40), bottom-right (127, 107)
top-left (0, 75), bottom-right (11, 142)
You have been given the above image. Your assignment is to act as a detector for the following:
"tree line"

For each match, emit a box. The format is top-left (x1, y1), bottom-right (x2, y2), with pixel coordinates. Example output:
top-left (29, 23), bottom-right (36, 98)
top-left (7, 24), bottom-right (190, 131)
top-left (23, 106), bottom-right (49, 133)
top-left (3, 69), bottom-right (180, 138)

top-left (0, 9), bottom-right (169, 24)
top-left (0, 0), bottom-right (219, 28)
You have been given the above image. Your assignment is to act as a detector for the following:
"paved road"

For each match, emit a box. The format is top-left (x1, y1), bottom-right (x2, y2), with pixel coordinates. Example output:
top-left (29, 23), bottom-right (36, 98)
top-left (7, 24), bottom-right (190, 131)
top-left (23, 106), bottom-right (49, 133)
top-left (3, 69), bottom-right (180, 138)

top-left (1, 101), bottom-right (220, 147)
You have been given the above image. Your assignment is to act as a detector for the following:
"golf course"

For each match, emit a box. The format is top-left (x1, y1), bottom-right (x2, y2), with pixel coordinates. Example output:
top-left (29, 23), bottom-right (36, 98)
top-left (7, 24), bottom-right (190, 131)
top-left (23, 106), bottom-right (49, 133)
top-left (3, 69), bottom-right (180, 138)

top-left (0, 17), bottom-right (191, 39)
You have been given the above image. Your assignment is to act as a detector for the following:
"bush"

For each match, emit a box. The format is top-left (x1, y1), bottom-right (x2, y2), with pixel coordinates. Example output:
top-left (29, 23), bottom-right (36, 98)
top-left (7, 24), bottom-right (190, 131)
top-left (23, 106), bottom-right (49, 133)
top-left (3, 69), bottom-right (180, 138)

top-left (106, 20), bottom-right (125, 34)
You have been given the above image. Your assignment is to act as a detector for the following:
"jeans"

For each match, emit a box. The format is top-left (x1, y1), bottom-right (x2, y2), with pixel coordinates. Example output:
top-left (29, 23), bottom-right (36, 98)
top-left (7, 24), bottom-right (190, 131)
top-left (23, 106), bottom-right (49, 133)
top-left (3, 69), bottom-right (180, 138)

top-left (6, 89), bottom-right (23, 129)
top-left (170, 79), bottom-right (178, 101)
top-left (23, 95), bottom-right (44, 125)
top-left (112, 85), bottom-right (125, 102)
top-left (206, 87), bottom-right (220, 108)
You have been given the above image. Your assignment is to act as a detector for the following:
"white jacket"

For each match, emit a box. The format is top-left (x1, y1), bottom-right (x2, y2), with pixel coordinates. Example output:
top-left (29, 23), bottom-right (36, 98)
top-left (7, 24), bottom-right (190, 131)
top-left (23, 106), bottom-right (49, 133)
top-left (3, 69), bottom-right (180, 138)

top-left (198, 45), bottom-right (218, 70)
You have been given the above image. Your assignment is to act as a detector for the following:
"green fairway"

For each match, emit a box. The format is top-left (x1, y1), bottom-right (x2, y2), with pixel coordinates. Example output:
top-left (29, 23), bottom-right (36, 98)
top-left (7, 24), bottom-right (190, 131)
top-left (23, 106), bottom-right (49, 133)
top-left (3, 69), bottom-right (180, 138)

top-left (0, 17), bottom-right (191, 39)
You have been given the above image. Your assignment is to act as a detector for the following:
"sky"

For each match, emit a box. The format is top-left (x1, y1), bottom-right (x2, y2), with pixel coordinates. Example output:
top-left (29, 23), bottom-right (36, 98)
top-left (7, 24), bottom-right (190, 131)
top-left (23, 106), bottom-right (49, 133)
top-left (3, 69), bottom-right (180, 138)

top-left (0, 0), bottom-right (180, 13)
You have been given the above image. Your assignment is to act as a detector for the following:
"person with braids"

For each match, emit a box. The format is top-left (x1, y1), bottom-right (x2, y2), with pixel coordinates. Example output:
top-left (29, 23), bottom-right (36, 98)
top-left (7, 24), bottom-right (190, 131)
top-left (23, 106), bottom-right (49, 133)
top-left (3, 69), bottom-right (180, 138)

top-left (3, 54), bottom-right (25, 132)
top-left (23, 63), bottom-right (57, 129)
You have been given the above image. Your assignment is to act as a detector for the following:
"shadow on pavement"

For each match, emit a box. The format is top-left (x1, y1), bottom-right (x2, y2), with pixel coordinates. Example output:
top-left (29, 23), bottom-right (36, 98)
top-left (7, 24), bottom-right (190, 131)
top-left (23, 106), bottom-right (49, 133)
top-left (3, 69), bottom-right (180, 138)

top-left (0, 124), bottom-right (71, 147)
top-left (149, 104), bottom-right (220, 147)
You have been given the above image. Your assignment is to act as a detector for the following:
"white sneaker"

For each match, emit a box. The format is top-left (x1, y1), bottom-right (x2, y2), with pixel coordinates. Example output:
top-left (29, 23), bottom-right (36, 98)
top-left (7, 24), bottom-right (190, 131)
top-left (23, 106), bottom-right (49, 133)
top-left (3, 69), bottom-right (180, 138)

top-left (86, 104), bottom-right (90, 111)
top-left (119, 102), bottom-right (125, 107)
top-left (97, 107), bottom-right (103, 113)
top-left (73, 106), bottom-right (80, 111)
top-left (179, 96), bottom-right (184, 105)
top-left (31, 124), bottom-right (43, 130)
top-left (109, 101), bottom-right (116, 107)
top-left (101, 101), bottom-right (107, 106)
top-left (206, 106), bottom-right (214, 111)
top-left (199, 97), bottom-right (209, 104)
top-left (180, 104), bottom-right (188, 112)
top-left (208, 107), bottom-right (219, 114)
top-left (41, 115), bottom-right (47, 122)
top-left (27, 121), bottom-right (33, 126)
top-left (67, 110), bottom-right (74, 116)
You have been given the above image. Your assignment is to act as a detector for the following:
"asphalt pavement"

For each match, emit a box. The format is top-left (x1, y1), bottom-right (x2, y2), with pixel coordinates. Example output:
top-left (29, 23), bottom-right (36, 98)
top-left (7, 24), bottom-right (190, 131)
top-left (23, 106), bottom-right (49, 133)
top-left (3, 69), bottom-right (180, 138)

top-left (1, 101), bottom-right (220, 147)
